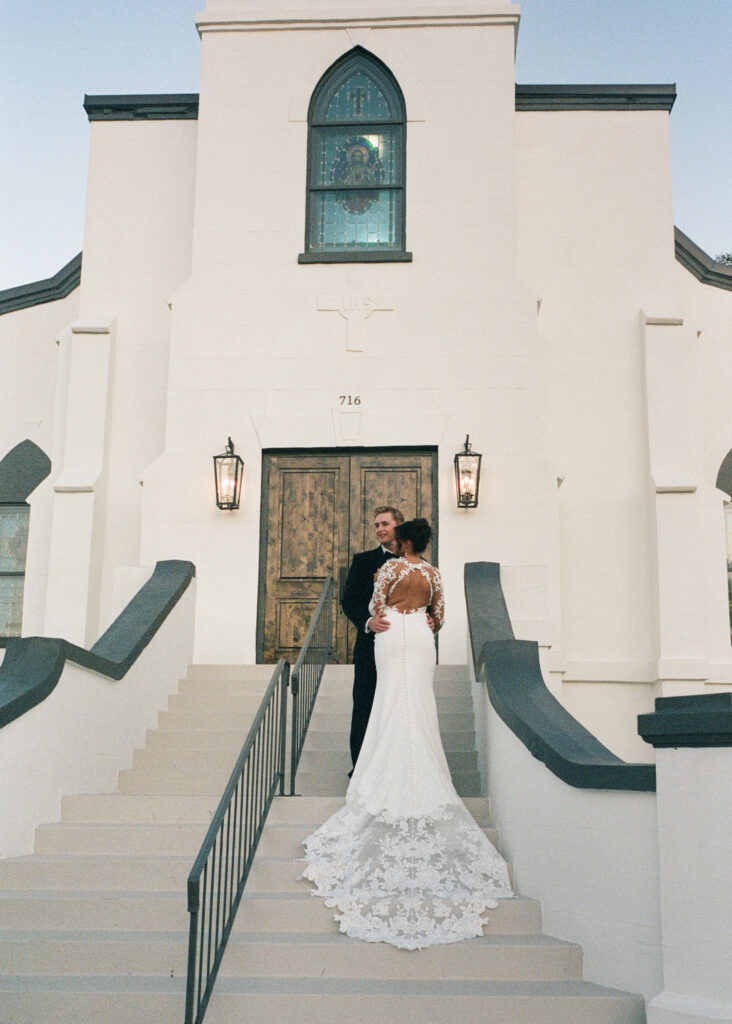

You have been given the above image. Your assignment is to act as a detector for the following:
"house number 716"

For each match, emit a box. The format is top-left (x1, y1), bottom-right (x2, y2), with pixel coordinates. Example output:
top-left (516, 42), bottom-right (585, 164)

top-left (339, 395), bottom-right (361, 406)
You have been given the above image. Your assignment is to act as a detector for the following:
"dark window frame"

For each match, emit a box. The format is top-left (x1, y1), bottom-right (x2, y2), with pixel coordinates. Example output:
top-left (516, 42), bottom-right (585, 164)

top-left (299, 47), bottom-right (412, 264)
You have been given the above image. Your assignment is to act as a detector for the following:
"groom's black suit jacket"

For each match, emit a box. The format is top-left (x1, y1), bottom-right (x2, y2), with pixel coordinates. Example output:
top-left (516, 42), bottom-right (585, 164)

top-left (341, 545), bottom-right (395, 767)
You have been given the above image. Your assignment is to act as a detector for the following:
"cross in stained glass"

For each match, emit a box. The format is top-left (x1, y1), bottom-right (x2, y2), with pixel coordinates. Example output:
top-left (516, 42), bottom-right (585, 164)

top-left (349, 85), bottom-right (366, 117)
top-left (318, 275), bottom-right (394, 352)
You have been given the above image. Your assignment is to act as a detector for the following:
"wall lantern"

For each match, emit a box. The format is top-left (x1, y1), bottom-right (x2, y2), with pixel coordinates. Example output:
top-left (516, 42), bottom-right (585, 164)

top-left (213, 437), bottom-right (244, 510)
top-left (454, 435), bottom-right (482, 508)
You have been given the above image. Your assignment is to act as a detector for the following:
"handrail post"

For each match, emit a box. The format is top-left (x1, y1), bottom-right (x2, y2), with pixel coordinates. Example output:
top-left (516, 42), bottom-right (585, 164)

top-left (184, 877), bottom-right (200, 1024)
top-left (278, 662), bottom-right (289, 796)
top-left (290, 667), bottom-right (299, 796)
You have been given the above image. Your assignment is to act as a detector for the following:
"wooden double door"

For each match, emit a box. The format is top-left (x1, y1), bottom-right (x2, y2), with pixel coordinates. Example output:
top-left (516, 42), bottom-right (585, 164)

top-left (257, 448), bottom-right (437, 664)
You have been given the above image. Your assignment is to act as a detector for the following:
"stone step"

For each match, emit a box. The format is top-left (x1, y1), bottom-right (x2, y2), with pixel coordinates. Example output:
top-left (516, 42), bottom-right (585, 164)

top-left (314, 664), bottom-right (469, 684)
top-left (0, 850), bottom-right (512, 898)
top-left (0, 856), bottom-right (192, 892)
top-left (249, 854), bottom-right (516, 893)
top-left (233, 892), bottom-right (540, 935)
top-left (177, 678), bottom-right (285, 698)
top-left (260, 823), bottom-right (499, 859)
top-left (156, 710), bottom-right (283, 732)
top-left (116, 767), bottom-right (249, 795)
top-left (315, 679), bottom-right (473, 699)
top-left (166, 693), bottom-right (273, 714)
top-left (185, 664), bottom-right (277, 682)
top-left (34, 823), bottom-right (209, 858)
top-left (296, 748), bottom-right (477, 774)
top-left (309, 693), bottom-right (475, 713)
top-left (60, 793), bottom-right (218, 824)
top-left (265, 795), bottom-right (493, 826)
top-left (306, 710), bottom-right (475, 732)
top-left (0, 929), bottom-right (583, 981)
top-left (295, 770), bottom-right (482, 798)
top-left (0, 976), bottom-right (646, 1024)
top-left (131, 746), bottom-right (256, 772)
top-left (142, 728), bottom-right (249, 754)
top-left (0, 891), bottom-right (187, 931)
top-left (0, 931), bottom-right (184, 977)
top-left (168, 691), bottom-right (474, 715)
top-left (303, 727), bottom-right (476, 751)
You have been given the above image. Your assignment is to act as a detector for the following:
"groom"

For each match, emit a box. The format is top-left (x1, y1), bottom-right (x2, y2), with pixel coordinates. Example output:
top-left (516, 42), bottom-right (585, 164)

top-left (341, 505), bottom-right (404, 772)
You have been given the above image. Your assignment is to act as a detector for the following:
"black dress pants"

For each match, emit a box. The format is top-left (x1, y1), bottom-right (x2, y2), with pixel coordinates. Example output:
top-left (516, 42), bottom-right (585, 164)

top-left (349, 641), bottom-right (377, 770)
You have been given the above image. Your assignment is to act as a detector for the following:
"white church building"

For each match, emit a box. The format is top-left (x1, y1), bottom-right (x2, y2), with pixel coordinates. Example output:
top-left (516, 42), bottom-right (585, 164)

top-left (1, 2), bottom-right (731, 1022)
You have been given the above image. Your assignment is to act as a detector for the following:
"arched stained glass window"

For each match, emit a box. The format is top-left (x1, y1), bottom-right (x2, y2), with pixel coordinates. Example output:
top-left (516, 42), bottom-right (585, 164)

top-left (299, 48), bottom-right (411, 263)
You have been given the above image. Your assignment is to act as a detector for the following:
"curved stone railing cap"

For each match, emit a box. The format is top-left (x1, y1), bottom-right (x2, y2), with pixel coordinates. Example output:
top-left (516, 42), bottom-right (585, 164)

top-left (0, 560), bottom-right (195, 729)
top-left (465, 561), bottom-right (655, 792)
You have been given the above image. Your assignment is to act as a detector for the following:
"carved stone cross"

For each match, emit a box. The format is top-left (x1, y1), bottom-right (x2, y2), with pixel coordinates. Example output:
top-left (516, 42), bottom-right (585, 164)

top-left (318, 275), bottom-right (393, 352)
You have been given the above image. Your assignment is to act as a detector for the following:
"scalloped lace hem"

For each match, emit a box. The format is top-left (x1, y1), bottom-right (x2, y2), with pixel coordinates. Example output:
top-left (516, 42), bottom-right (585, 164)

top-left (301, 801), bottom-right (513, 950)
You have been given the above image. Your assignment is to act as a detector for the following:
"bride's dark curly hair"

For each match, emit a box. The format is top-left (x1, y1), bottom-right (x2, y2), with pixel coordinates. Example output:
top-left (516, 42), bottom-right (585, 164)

top-left (395, 517), bottom-right (431, 554)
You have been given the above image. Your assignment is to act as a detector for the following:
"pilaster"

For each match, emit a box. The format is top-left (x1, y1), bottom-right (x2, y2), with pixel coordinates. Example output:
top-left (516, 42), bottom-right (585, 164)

top-left (642, 312), bottom-right (709, 690)
top-left (44, 318), bottom-right (115, 646)
top-left (639, 695), bottom-right (732, 1024)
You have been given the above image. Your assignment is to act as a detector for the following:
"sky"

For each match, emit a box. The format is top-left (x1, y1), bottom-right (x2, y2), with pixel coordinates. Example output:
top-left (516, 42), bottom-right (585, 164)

top-left (1, 0), bottom-right (730, 291)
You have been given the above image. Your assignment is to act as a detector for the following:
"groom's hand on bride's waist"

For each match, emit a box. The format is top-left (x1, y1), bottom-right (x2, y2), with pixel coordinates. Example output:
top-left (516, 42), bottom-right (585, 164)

top-left (367, 614), bottom-right (391, 633)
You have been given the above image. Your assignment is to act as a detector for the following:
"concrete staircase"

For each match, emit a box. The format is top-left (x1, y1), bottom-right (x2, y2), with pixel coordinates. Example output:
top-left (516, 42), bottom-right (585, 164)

top-left (0, 664), bottom-right (646, 1023)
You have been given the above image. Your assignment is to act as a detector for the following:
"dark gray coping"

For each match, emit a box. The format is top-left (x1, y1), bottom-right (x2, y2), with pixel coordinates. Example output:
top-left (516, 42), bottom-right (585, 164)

top-left (716, 450), bottom-right (732, 498)
top-left (465, 561), bottom-right (656, 791)
top-left (0, 252), bottom-right (81, 317)
top-left (638, 692), bottom-right (732, 748)
top-left (298, 251), bottom-right (412, 263)
top-left (82, 86), bottom-right (678, 119)
top-left (0, 560), bottom-right (195, 728)
top-left (0, 440), bottom-right (51, 503)
top-left (84, 94), bottom-right (199, 121)
top-left (675, 227), bottom-right (732, 292)
top-left (515, 83), bottom-right (676, 111)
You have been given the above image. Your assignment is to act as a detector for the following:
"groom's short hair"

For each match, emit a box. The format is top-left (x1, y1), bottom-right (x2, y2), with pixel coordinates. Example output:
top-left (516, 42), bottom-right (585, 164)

top-left (374, 505), bottom-right (404, 524)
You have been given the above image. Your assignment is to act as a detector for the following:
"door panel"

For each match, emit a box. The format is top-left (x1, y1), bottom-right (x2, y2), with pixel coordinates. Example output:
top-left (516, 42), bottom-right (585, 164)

top-left (261, 454), bottom-right (350, 664)
top-left (259, 449), bottom-right (436, 664)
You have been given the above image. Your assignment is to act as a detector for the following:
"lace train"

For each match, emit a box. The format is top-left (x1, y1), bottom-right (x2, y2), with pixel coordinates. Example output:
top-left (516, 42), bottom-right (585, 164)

top-left (302, 795), bottom-right (512, 950)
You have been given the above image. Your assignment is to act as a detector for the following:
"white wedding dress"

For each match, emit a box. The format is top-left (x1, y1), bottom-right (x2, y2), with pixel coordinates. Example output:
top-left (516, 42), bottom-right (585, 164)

top-left (301, 557), bottom-right (513, 950)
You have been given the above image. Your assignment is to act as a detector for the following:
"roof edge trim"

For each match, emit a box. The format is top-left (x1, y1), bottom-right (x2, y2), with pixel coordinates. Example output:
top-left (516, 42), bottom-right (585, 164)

top-left (675, 228), bottom-right (732, 292)
top-left (0, 252), bottom-right (82, 317)
top-left (516, 83), bottom-right (676, 111)
top-left (84, 94), bottom-right (200, 121)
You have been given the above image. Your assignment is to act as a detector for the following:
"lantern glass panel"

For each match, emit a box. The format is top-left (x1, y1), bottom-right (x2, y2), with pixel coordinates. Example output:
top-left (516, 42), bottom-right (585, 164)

top-left (454, 447), bottom-right (482, 508)
top-left (214, 451), bottom-right (244, 509)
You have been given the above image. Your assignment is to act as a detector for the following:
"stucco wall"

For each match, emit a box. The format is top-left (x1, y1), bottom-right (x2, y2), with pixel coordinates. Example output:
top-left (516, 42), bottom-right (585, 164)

top-left (140, 6), bottom-right (555, 665)
top-left (515, 109), bottom-right (732, 754)
top-left (72, 118), bottom-right (198, 639)
top-left (673, 262), bottom-right (732, 683)
top-left (0, 578), bottom-right (195, 857)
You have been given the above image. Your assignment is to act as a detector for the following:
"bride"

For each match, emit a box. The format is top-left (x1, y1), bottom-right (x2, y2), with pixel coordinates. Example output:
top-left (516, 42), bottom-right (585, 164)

top-left (301, 518), bottom-right (513, 949)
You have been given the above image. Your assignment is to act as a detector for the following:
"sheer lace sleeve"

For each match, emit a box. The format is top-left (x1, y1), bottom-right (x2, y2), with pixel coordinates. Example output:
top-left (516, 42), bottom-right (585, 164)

top-left (369, 559), bottom-right (397, 619)
top-left (430, 567), bottom-right (445, 633)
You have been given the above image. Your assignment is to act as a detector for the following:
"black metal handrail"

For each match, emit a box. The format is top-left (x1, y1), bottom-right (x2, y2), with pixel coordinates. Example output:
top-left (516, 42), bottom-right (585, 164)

top-left (184, 659), bottom-right (289, 1024)
top-left (290, 576), bottom-right (334, 794)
